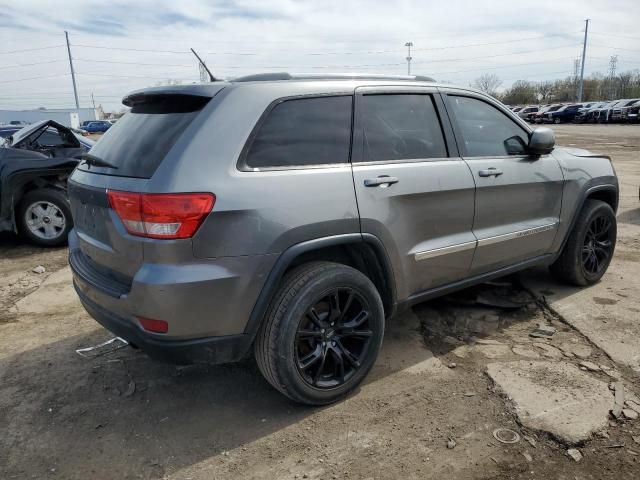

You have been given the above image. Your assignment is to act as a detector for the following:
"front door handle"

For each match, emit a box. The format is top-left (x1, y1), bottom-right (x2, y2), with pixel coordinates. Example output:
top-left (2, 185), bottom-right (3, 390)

top-left (364, 175), bottom-right (399, 187)
top-left (478, 168), bottom-right (503, 177)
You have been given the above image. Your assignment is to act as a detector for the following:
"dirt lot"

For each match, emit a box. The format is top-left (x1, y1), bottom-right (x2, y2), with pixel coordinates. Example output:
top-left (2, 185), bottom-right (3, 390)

top-left (1, 124), bottom-right (639, 479)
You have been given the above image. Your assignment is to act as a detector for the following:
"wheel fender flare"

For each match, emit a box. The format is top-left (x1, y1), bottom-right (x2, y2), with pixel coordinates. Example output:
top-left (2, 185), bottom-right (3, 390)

top-left (554, 181), bottom-right (618, 261)
top-left (243, 233), bottom-right (396, 341)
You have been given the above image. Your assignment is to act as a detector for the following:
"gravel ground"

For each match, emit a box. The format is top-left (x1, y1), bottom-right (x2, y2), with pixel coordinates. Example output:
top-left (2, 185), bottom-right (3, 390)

top-left (0, 124), bottom-right (639, 479)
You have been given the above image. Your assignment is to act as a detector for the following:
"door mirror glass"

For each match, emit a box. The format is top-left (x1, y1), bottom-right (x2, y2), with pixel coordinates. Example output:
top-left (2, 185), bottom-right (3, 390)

top-left (504, 135), bottom-right (527, 155)
top-left (528, 127), bottom-right (555, 155)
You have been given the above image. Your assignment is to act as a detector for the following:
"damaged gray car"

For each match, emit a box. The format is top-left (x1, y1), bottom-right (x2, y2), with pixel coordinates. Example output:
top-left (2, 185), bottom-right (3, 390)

top-left (0, 120), bottom-right (88, 246)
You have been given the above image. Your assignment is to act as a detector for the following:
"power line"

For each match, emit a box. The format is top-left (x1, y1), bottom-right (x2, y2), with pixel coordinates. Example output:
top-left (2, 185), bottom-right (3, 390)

top-left (75, 58), bottom-right (194, 68)
top-left (69, 36), bottom-right (581, 57)
top-left (0, 44), bottom-right (65, 55)
top-left (432, 57), bottom-right (580, 75)
top-left (0, 73), bottom-right (69, 85)
top-left (410, 35), bottom-right (582, 53)
top-left (76, 72), bottom-right (199, 81)
top-left (67, 28), bottom-right (583, 46)
top-left (72, 44), bottom-right (189, 54)
top-left (589, 32), bottom-right (640, 41)
top-left (0, 59), bottom-right (67, 71)
top-left (66, 44), bottom-right (582, 72)
top-left (410, 44), bottom-right (581, 65)
top-left (591, 44), bottom-right (640, 53)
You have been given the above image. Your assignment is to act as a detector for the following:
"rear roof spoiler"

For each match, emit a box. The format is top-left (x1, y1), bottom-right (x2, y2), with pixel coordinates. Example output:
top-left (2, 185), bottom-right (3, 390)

top-left (122, 84), bottom-right (227, 107)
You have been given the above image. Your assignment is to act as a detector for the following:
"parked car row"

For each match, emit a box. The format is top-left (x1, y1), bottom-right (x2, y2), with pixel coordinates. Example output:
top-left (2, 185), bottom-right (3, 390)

top-left (507, 99), bottom-right (640, 124)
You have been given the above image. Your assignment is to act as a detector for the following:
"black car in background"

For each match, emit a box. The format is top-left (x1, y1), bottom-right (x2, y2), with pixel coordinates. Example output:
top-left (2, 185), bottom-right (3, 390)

top-left (611, 99), bottom-right (640, 122)
top-left (0, 125), bottom-right (94, 151)
top-left (0, 120), bottom-right (86, 246)
top-left (544, 104), bottom-right (582, 124)
top-left (623, 100), bottom-right (640, 123)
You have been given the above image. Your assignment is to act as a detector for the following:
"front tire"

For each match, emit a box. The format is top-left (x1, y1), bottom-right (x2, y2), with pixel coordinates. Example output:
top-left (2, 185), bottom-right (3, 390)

top-left (550, 199), bottom-right (616, 286)
top-left (255, 261), bottom-right (385, 405)
top-left (17, 188), bottom-right (72, 247)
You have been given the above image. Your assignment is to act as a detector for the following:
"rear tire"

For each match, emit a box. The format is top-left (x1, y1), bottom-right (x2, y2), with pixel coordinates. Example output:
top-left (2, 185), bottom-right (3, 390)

top-left (17, 188), bottom-right (72, 247)
top-left (255, 261), bottom-right (384, 405)
top-left (550, 199), bottom-right (616, 286)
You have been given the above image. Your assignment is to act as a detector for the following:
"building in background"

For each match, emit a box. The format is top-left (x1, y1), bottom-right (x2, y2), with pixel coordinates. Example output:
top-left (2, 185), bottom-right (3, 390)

top-left (0, 107), bottom-right (98, 128)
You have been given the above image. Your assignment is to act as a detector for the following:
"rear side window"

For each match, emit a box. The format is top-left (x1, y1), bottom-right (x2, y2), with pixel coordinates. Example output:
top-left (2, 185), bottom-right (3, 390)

top-left (359, 94), bottom-right (447, 162)
top-left (245, 96), bottom-right (352, 169)
top-left (448, 96), bottom-right (529, 157)
top-left (80, 94), bottom-right (209, 178)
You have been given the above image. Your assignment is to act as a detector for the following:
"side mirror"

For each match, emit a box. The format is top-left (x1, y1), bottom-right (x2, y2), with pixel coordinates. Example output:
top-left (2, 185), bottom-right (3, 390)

top-left (528, 127), bottom-right (555, 156)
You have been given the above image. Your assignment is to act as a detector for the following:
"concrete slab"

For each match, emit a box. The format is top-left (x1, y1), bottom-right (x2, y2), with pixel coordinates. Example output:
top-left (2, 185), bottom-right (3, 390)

top-left (15, 266), bottom-right (77, 315)
top-left (522, 242), bottom-right (640, 370)
top-left (487, 361), bottom-right (613, 445)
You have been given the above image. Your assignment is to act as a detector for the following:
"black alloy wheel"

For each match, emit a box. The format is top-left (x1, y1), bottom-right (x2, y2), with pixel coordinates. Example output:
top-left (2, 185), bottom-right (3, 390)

top-left (295, 288), bottom-right (373, 389)
top-left (581, 214), bottom-right (614, 277)
top-left (550, 199), bottom-right (617, 286)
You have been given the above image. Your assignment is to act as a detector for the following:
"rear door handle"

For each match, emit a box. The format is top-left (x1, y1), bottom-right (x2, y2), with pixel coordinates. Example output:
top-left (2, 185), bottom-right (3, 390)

top-left (478, 168), bottom-right (503, 177)
top-left (364, 175), bottom-right (399, 187)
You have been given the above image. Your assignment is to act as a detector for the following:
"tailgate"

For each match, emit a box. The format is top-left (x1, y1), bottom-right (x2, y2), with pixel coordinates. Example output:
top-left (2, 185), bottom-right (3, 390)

top-left (68, 171), bottom-right (149, 286)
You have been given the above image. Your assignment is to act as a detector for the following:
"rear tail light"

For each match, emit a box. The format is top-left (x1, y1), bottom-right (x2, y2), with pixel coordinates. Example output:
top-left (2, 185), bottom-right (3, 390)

top-left (107, 191), bottom-right (215, 239)
top-left (138, 317), bottom-right (169, 334)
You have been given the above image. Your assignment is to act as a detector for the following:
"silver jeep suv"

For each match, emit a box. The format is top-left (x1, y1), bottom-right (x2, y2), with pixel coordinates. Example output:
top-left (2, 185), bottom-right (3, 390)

top-left (68, 73), bottom-right (618, 405)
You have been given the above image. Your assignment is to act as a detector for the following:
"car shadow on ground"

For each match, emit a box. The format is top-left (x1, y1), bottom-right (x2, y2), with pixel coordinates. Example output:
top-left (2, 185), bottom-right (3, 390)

top-left (0, 232), bottom-right (66, 261)
top-left (0, 269), bottom-right (573, 479)
top-left (0, 300), bottom-right (444, 479)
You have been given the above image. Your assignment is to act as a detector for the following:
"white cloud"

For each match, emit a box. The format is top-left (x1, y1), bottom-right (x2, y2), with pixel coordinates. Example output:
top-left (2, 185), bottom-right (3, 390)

top-left (0, 0), bottom-right (638, 110)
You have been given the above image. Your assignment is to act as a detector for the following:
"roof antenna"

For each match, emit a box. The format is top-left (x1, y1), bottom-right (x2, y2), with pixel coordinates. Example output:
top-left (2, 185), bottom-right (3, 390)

top-left (190, 48), bottom-right (217, 82)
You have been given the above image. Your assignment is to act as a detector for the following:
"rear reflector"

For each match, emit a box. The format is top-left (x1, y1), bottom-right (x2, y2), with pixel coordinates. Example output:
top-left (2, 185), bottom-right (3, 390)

top-left (138, 317), bottom-right (169, 334)
top-left (107, 191), bottom-right (215, 239)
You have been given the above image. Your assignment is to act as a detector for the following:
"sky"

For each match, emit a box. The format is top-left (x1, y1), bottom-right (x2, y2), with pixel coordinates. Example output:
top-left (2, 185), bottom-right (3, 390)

top-left (0, 0), bottom-right (639, 111)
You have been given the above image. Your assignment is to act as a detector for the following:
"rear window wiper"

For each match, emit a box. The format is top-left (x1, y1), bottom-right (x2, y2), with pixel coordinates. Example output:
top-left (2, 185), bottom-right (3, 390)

top-left (78, 153), bottom-right (118, 170)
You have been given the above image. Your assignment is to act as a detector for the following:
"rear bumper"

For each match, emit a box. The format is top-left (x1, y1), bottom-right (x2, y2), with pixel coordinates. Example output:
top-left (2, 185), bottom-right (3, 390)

top-left (68, 229), bottom-right (278, 363)
top-left (75, 285), bottom-right (252, 364)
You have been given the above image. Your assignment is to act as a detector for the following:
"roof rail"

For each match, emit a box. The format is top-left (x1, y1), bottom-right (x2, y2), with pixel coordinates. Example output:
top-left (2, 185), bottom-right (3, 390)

top-left (232, 72), bottom-right (436, 83)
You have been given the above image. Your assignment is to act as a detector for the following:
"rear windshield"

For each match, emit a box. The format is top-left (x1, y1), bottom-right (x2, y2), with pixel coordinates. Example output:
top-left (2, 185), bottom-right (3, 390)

top-left (79, 94), bottom-right (209, 178)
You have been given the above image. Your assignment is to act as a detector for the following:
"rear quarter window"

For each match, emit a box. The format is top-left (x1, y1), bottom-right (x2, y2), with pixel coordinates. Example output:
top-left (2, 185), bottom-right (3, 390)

top-left (244, 95), bottom-right (352, 169)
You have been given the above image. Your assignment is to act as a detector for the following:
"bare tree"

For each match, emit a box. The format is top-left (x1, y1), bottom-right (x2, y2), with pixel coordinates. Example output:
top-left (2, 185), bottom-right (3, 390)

top-left (618, 72), bottom-right (633, 98)
top-left (471, 74), bottom-right (503, 97)
top-left (536, 81), bottom-right (554, 102)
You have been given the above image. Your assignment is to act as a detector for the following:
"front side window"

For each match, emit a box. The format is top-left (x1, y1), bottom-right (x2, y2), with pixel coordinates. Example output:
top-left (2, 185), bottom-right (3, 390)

top-left (359, 94), bottom-right (447, 162)
top-left (245, 96), bottom-right (352, 169)
top-left (448, 96), bottom-right (529, 157)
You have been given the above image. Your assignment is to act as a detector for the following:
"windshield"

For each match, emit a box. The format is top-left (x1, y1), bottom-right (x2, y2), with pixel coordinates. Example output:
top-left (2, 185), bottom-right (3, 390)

top-left (8, 120), bottom-right (49, 146)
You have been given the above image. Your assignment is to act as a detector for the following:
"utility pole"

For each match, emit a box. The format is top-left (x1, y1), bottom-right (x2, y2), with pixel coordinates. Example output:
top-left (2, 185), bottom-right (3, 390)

top-left (65, 31), bottom-right (80, 109)
top-left (405, 42), bottom-right (413, 75)
top-left (573, 57), bottom-right (581, 101)
top-left (577, 19), bottom-right (589, 102)
top-left (91, 92), bottom-right (96, 109)
top-left (608, 55), bottom-right (618, 99)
